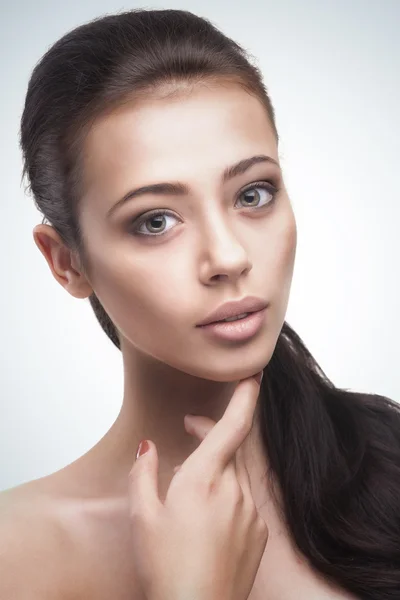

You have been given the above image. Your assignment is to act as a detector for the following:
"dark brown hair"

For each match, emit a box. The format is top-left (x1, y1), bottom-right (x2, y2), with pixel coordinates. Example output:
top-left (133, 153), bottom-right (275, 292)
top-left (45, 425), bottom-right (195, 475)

top-left (19, 9), bottom-right (400, 599)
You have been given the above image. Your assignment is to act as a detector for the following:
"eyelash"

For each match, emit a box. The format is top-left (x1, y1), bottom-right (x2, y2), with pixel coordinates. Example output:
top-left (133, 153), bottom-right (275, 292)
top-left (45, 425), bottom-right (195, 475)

top-left (129, 180), bottom-right (279, 238)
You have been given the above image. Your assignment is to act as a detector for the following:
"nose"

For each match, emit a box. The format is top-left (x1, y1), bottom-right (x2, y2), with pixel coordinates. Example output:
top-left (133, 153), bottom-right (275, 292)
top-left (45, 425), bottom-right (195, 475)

top-left (198, 215), bottom-right (252, 285)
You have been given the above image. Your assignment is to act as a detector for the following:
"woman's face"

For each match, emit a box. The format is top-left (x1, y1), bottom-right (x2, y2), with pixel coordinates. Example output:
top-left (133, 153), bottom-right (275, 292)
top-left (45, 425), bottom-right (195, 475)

top-left (78, 82), bottom-right (297, 381)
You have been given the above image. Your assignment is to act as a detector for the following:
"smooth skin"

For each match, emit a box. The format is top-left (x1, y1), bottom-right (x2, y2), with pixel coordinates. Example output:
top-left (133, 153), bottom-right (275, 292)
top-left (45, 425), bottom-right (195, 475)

top-left (0, 81), bottom-right (357, 599)
top-left (130, 375), bottom-right (268, 600)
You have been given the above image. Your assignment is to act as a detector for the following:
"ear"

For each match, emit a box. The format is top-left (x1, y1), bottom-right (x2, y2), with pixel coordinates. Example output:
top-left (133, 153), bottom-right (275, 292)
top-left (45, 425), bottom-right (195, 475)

top-left (33, 224), bottom-right (93, 299)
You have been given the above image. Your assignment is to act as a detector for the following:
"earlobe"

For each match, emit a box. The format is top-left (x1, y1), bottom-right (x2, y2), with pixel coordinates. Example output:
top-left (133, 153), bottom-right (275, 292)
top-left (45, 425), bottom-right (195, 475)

top-left (62, 265), bottom-right (93, 299)
top-left (67, 278), bottom-right (93, 299)
top-left (56, 266), bottom-right (93, 300)
top-left (32, 224), bottom-right (93, 299)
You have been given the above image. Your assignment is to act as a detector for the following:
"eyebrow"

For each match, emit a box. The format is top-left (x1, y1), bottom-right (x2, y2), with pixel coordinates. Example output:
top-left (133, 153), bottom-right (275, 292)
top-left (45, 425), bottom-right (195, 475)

top-left (107, 154), bottom-right (280, 217)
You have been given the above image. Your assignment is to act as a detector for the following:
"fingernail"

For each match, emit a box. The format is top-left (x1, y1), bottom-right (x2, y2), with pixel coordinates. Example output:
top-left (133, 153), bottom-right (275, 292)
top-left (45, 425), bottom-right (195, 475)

top-left (136, 440), bottom-right (150, 459)
top-left (184, 415), bottom-right (195, 430)
top-left (184, 414), bottom-right (198, 424)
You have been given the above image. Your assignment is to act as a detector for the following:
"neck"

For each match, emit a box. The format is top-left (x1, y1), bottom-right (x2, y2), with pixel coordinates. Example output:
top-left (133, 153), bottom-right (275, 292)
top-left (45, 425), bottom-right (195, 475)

top-left (80, 348), bottom-right (270, 507)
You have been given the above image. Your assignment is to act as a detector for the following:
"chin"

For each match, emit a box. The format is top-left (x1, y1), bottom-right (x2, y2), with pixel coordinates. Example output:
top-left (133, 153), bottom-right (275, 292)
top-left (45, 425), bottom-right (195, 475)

top-left (196, 363), bottom-right (268, 384)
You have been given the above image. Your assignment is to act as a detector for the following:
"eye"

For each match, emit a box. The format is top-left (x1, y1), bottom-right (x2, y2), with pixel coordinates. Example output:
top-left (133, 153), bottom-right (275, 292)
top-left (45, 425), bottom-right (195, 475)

top-left (132, 210), bottom-right (180, 237)
top-left (235, 181), bottom-right (278, 210)
top-left (130, 180), bottom-right (279, 237)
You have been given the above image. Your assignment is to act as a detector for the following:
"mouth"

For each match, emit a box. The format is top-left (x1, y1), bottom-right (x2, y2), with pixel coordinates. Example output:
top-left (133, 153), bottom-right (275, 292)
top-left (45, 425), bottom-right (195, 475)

top-left (196, 296), bottom-right (269, 327)
top-left (203, 311), bottom-right (254, 325)
top-left (196, 307), bottom-right (268, 342)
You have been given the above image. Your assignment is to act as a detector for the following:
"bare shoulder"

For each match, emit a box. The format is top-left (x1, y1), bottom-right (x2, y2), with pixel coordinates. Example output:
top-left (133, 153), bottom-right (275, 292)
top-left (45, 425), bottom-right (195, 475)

top-left (0, 481), bottom-right (78, 599)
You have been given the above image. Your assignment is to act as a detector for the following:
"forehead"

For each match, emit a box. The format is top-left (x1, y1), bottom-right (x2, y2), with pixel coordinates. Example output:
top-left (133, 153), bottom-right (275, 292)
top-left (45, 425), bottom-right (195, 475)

top-left (81, 84), bottom-right (278, 205)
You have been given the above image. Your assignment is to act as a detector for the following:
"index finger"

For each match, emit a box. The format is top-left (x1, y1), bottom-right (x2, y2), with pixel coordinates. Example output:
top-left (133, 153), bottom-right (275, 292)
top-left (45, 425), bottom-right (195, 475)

top-left (183, 375), bottom-right (262, 475)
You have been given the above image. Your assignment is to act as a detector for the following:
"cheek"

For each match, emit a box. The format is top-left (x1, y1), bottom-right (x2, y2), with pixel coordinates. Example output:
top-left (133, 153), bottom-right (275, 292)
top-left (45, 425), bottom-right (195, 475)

top-left (266, 212), bottom-right (297, 294)
top-left (280, 216), bottom-right (297, 275)
top-left (103, 258), bottom-right (191, 334)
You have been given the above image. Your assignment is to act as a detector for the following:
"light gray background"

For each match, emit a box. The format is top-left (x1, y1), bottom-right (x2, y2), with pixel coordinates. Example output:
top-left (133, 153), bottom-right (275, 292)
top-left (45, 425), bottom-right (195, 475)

top-left (1, 0), bottom-right (399, 491)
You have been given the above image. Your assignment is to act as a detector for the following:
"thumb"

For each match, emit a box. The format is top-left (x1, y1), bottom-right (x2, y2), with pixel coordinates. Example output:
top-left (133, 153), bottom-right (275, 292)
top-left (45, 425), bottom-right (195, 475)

top-left (128, 440), bottom-right (162, 518)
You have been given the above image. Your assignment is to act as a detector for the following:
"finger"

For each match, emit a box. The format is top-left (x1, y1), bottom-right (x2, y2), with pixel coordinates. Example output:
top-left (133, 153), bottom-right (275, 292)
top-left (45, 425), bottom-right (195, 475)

top-left (184, 375), bottom-right (262, 475)
top-left (235, 443), bottom-right (252, 497)
top-left (184, 414), bottom-right (216, 440)
top-left (172, 415), bottom-right (216, 477)
top-left (128, 440), bottom-right (163, 519)
top-left (183, 414), bottom-right (238, 478)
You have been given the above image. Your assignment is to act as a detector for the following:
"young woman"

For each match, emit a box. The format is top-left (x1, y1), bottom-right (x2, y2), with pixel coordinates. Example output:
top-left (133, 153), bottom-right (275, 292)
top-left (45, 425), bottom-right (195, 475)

top-left (1, 8), bottom-right (399, 600)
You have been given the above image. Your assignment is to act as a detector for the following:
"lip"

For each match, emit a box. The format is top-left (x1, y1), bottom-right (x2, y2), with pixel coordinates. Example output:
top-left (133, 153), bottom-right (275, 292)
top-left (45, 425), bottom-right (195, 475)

top-left (196, 296), bottom-right (269, 326)
top-left (196, 307), bottom-right (267, 342)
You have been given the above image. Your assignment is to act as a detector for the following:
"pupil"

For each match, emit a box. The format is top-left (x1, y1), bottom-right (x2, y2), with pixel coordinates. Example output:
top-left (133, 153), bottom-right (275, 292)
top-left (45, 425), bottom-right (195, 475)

top-left (148, 215), bottom-right (164, 231)
top-left (243, 190), bottom-right (259, 205)
top-left (145, 190), bottom-right (263, 234)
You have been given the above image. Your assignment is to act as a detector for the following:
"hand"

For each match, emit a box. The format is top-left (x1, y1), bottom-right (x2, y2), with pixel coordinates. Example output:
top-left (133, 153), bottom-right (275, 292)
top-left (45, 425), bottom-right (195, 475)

top-left (128, 373), bottom-right (268, 600)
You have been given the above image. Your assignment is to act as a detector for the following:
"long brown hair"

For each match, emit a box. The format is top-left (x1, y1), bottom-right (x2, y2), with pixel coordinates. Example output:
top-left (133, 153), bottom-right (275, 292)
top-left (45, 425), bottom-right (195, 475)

top-left (20, 9), bottom-right (400, 598)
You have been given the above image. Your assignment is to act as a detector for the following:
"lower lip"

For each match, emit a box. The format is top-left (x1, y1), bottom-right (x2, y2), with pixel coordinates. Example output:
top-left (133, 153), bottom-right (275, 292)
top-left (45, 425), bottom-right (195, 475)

top-left (196, 308), bottom-right (267, 342)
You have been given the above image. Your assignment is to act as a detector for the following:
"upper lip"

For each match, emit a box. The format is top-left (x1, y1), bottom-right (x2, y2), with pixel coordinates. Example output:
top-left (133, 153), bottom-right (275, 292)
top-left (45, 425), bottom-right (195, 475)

top-left (196, 296), bottom-right (268, 326)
